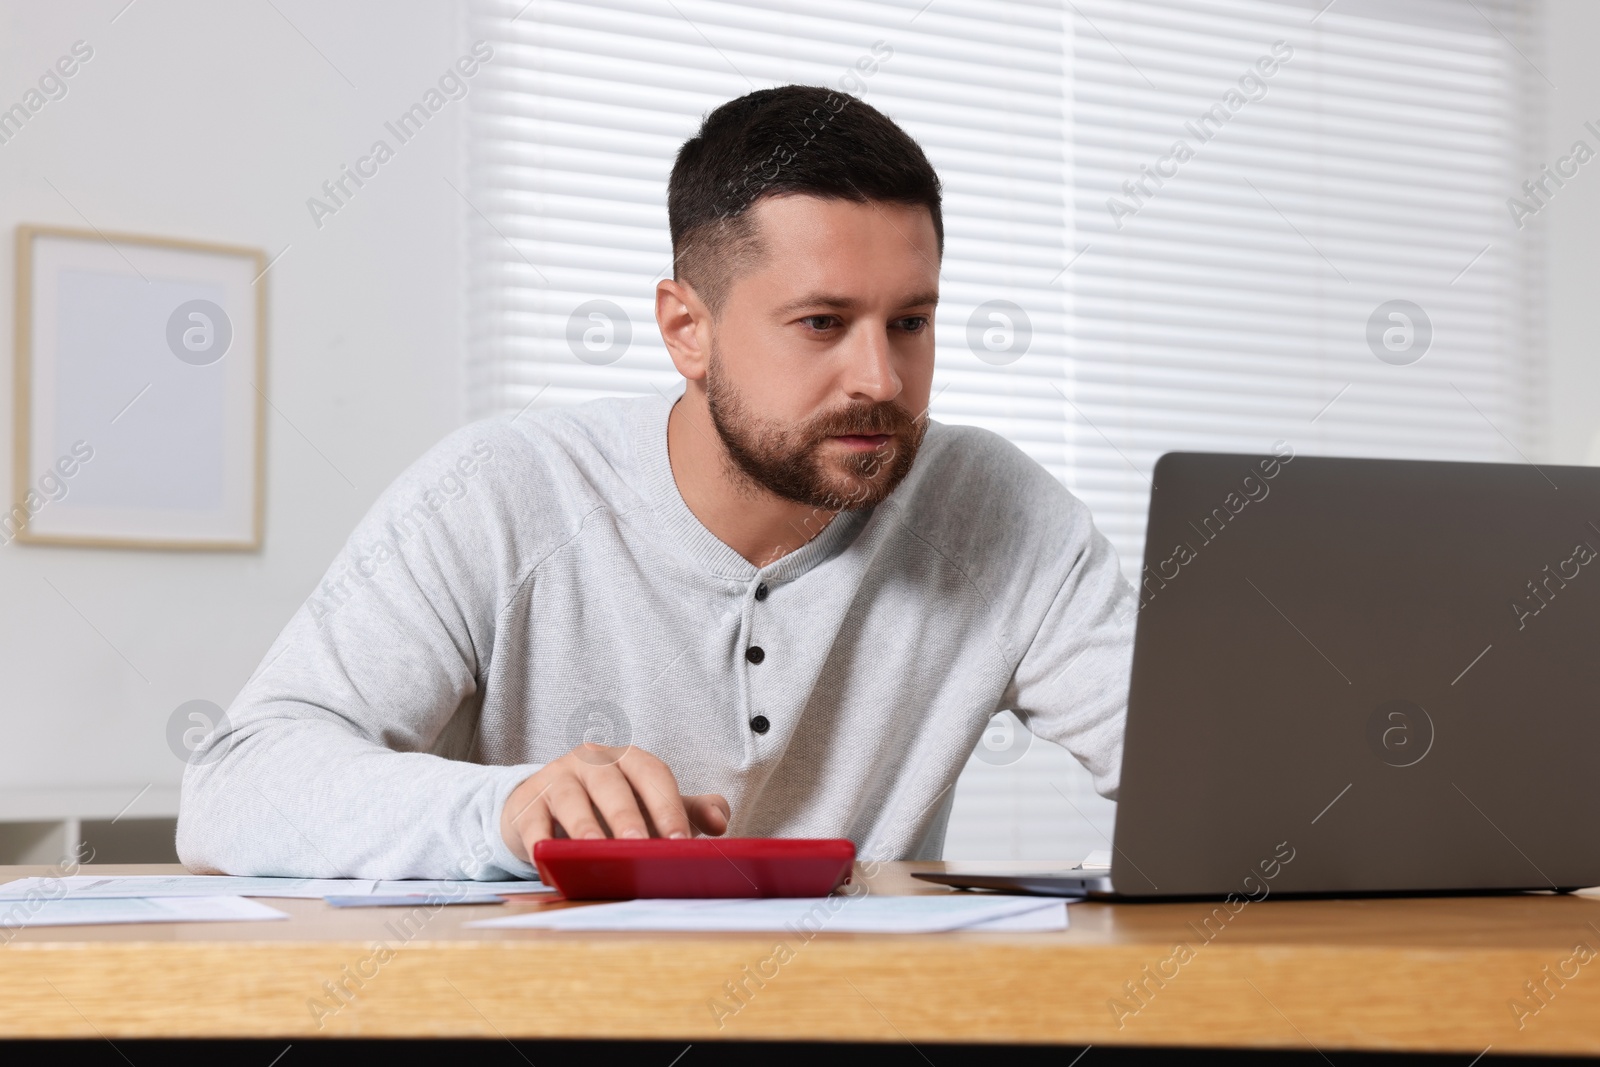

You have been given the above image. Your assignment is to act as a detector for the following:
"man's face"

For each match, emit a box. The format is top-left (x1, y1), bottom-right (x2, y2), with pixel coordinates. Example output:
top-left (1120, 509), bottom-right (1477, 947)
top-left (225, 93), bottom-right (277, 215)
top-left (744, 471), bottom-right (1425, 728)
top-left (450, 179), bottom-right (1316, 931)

top-left (703, 194), bottom-right (939, 512)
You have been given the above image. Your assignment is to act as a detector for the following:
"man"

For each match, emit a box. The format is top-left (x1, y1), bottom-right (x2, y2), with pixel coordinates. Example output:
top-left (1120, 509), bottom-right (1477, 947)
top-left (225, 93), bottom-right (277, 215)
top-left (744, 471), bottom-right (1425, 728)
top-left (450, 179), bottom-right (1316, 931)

top-left (178, 86), bottom-right (1135, 881)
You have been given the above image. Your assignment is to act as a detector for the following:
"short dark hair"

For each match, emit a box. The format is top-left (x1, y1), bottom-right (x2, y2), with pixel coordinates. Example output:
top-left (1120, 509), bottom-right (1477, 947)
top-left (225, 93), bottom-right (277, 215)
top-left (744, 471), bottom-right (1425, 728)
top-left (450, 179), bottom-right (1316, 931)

top-left (667, 85), bottom-right (943, 314)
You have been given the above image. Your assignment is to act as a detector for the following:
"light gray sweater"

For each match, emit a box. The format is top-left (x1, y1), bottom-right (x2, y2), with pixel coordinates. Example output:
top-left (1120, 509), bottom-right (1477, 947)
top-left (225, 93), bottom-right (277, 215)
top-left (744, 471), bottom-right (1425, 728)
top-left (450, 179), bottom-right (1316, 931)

top-left (177, 394), bottom-right (1135, 880)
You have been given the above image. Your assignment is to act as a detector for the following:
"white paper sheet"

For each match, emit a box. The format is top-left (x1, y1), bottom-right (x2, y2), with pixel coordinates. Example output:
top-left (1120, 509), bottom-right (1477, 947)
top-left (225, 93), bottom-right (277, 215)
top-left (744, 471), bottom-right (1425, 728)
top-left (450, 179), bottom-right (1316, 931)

top-left (372, 880), bottom-right (553, 896)
top-left (0, 875), bottom-right (550, 901)
top-left (468, 894), bottom-right (1068, 933)
top-left (0, 876), bottom-right (375, 900)
top-left (0, 895), bottom-right (287, 928)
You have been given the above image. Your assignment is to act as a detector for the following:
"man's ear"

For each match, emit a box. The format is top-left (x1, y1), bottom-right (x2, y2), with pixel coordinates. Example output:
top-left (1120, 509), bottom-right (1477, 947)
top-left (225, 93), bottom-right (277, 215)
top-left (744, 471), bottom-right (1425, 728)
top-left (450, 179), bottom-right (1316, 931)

top-left (655, 278), bottom-right (712, 381)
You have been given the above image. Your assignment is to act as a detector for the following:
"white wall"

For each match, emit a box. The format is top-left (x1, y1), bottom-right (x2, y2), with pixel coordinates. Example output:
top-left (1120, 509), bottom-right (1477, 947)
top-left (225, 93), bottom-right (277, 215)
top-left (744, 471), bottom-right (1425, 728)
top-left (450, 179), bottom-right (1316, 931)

top-left (0, 0), bottom-right (467, 814)
top-left (1544, 0), bottom-right (1600, 464)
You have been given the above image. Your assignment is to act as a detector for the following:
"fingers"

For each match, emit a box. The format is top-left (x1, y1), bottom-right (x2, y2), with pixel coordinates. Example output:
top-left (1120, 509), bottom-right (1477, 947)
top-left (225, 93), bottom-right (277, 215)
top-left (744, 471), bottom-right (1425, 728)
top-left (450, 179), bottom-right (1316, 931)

top-left (513, 804), bottom-right (553, 862)
top-left (501, 747), bottom-right (732, 862)
top-left (619, 752), bottom-right (695, 840)
top-left (684, 793), bottom-right (731, 837)
top-left (575, 759), bottom-right (652, 840)
top-left (501, 777), bottom-right (553, 863)
top-left (543, 776), bottom-right (607, 841)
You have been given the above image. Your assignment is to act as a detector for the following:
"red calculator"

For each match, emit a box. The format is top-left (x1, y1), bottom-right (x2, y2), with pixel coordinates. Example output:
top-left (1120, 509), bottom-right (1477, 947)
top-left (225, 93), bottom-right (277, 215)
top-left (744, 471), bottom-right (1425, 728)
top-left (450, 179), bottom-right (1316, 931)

top-left (532, 837), bottom-right (856, 900)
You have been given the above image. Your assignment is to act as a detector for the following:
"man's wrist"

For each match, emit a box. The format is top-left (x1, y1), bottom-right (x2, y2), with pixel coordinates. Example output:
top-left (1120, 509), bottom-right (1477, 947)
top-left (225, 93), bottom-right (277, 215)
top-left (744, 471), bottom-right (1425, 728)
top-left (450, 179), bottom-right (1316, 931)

top-left (486, 763), bottom-right (544, 879)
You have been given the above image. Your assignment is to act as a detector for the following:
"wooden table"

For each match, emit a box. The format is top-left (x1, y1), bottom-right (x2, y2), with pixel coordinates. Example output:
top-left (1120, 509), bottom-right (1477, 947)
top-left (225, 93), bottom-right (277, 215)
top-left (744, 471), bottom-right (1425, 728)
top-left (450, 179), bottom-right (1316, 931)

top-left (3, 861), bottom-right (1600, 1055)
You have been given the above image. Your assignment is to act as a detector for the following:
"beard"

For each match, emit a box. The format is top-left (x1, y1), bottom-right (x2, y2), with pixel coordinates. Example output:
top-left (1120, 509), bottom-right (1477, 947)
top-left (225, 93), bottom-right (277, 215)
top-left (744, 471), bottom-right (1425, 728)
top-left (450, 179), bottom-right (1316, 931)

top-left (704, 352), bottom-right (928, 512)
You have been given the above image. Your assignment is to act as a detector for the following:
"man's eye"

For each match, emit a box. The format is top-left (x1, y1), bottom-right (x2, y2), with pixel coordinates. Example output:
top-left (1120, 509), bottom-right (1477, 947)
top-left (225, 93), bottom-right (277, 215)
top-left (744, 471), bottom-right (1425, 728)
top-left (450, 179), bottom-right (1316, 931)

top-left (896, 316), bottom-right (930, 333)
top-left (800, 315), bottom-right (837, 331)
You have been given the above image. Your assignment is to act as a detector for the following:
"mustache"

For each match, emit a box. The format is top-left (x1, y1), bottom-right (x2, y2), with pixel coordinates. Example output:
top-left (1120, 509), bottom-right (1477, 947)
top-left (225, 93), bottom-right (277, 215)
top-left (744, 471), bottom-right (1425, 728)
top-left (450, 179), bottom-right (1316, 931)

top-left (809, 403), bottom-right (920, 439)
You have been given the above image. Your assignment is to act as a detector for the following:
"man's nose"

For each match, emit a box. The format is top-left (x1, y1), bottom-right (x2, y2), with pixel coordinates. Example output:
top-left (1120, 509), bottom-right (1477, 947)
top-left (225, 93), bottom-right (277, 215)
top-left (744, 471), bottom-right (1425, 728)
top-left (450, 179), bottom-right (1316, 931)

top-left (841, 324), bottom-right (901, 403)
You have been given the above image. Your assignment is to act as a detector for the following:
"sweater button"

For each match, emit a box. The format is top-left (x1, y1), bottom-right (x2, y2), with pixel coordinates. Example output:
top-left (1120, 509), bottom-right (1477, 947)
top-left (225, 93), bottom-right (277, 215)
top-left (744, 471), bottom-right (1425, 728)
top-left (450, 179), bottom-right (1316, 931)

top-left (750, 715), bottom-right (770, 734)
top-left (745, 646), bottom-right (765, 664)
top-left (754, 582), bottom-right (769, 602)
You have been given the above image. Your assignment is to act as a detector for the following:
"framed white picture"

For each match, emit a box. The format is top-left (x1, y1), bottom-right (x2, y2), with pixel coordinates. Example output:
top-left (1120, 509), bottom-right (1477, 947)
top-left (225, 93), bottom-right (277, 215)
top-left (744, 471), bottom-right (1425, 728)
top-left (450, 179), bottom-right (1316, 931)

top-left (12, 226), bottom-right (266, 550)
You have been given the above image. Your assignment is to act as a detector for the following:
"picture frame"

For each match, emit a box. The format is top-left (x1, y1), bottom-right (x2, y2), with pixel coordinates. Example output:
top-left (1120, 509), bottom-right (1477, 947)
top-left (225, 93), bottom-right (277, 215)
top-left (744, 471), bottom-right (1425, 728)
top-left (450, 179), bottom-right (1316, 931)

top-left (11, 225), bottom-right (266, 550)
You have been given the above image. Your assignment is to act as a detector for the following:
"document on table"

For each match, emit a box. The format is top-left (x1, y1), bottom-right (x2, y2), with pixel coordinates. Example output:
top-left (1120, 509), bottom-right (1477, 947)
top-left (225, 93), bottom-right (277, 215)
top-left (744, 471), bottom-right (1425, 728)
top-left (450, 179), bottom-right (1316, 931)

top-left (373, 880), bottom-right (553, 897)
top-left (468, 894), bottom-right (1069, 933)
top-left (0, 895), bottom-right (287, 928)
top-left (0, 875), bottom-right (551, 900)
top-left (325, 894), bottom-right (510, 908)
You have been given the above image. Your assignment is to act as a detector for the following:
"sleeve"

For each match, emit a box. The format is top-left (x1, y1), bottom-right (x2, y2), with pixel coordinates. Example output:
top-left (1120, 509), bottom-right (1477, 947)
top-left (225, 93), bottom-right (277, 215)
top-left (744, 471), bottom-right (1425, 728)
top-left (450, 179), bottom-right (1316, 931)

top-left (1000, 502), bottom-right (1137, 802)
top-left (176, 424), bottom-right (543, 880)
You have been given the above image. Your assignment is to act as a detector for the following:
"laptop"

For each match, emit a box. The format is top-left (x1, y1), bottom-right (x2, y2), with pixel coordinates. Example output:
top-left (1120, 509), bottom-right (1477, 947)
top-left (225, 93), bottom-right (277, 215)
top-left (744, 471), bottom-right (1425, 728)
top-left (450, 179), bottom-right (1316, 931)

top-left (918, 451), bottom-right (1600, 900)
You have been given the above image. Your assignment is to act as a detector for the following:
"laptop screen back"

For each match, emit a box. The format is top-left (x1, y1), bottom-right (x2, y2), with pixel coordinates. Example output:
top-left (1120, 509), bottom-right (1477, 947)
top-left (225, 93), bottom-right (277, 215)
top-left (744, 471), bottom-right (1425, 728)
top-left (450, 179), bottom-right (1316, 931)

top-left (1112, 451), bottom-right (1600, 898)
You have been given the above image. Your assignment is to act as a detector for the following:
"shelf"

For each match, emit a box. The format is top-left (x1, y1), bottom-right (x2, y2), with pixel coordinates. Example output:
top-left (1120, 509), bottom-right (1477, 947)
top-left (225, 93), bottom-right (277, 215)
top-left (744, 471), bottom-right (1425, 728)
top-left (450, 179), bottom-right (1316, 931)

top-left (0, 786), bottom-right (178, 822)
top-left (0, 787), bottom-right (181, 865)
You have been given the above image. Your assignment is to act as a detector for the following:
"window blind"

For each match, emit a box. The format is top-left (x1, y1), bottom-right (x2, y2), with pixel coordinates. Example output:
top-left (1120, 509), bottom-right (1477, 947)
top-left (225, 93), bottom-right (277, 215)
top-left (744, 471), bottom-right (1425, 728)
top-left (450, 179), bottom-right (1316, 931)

top-left (464, 0), bottom-right (1544, 859)
top-left (1063, 0), bottom-right (1545, 573)
top-left (463, 0), bottom-right (1071, 457)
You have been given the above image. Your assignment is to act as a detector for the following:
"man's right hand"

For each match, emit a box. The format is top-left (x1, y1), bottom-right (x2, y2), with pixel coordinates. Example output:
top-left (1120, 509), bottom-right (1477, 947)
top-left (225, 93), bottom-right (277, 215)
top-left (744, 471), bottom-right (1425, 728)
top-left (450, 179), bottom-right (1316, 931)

top-left (499, 744), bottom-right (730, 864)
